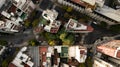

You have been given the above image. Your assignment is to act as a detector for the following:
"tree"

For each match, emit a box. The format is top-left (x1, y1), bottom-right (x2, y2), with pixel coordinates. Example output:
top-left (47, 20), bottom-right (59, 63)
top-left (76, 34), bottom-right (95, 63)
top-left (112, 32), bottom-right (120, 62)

top-left (62, 39), bottom-right (71, 45)
top-left (66, 7), bottom-right (73, 12)
top-left (24, 19), bottom-right (31, 28)
top-left (99, 22), bottom-right (108, 28)
top-left (48, 40), bottom-right (56, 46)
top-left (28, 39), bottom-right (39, 46)
top-left (64, 13), bottom-right (70, 19)
top-left (0, 40), bottom-right (8, 46)
top-left (45, 32), bottom-right (57, 40)
top-left (2, 60), bottom-right (8, 67)
top-left (62, 5), bottom-right (68, 10)
top-left (59, 33), bottom-right (67, 40)
top-left (32, 19), bottom-right (39, 28)
top-left (2, 58), bottom-right (12, 67)
top-left (39, 27), bottom-right (75, 46)
top-left (109, 24), bottom-right (120, 33)
top-left (59, 33), bottom-right (74, 46)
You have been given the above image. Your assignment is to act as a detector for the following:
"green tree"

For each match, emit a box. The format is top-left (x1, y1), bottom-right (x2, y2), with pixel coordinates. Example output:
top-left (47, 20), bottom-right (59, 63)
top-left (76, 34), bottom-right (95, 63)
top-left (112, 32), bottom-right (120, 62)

top-left (2, 60), bottom-right (8, 67)
top-left (28, 39), bottom-right (39, 46)
top-left (32, 19), bottom-right (39, 28)
top-left (24, 19), bottom-right (31, 28)
top-left (66, 7), bottom-right (73, 12)
top-left (48, 40), bottom-right (56, 46)
top-left (99, 22), bottom-right (108, 28)
top-left (0, 40), bottom-right (8, 46)
top-left (2, 58), bottom-right (12, 67)
top-left (109, 24), bottom-right (120, 33)
top-left (59, 33), bottom-right (67, 40)
top-left (62, 5), bottom-right (68, 10)
top-left (59, 33), bottom-right (74, 46)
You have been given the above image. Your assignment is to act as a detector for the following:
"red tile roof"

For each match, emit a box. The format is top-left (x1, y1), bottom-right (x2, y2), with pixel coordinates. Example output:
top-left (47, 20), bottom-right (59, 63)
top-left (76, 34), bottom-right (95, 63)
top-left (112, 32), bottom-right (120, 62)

top-left (39, 46), bottom-right (48, 67)
top-left (86, 25), bottom-right (94, 31)
top-left (39, 46), bottom-right (48, 53)
top-left (50, 27), bottom-right (59, 33)
top-left (8, 4), bottom-right (17, 13)
top-left (97, 40), bottom-right (120, 59)
top-left (71, 0), bottom-right (86, 7)
top-left (8, 63), bottom-right (16, 67)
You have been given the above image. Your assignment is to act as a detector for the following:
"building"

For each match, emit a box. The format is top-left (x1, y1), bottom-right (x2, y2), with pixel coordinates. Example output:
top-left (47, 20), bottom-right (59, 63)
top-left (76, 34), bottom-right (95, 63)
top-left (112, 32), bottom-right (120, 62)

top-left (8, 0), bottom-right (35, 18)
top-left (95, 0), bottom-right (105, 7)
top-left (0, 0), bottom-right (36, 33)
top-left (0, 18), bottom-right (22, 33)
top-left (97, 40), bottom-right (120, 59)
top-left (58, 0), bottom-right (96, 10)
top-left (39, 45), bottom-right (87, 67)
top-left (0, 0), bottom-right (36, 20)
top-left (42, 9), bottom-right (61, 33)
top-left (70, 0), bottom-right (96, 9)
top-left (44, 20), bottom-right (61, 33)
top-left (68, 46), bottom-right (87, 63)
top-left (42, 9), bottom-right (58, 22)
top-left (93, 57), bottom-right (116, 67)
top-left (0, 46), bottom-right (5, 55)
top-left (9, 47), bottom-right (34, 67)
top-left (95, 5), bottom-right (120, 23)
top-left (39, 46), bottom-right (48, 67)
top-left (65, 19), bottom-right (94, 33)
top-left (58, 0), bottom-right (120, 25)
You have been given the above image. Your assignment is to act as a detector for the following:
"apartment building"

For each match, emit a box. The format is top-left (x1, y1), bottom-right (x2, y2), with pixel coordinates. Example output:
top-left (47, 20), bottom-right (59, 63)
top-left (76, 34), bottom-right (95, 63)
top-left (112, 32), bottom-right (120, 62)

top-left (9, 47), bottom-right (34, 67)
top-left (39, 45), bottom-right (87, 67)
top-left (97, 40), bottom-right (120, 59)
top-left (65, 18), bottom-right (94, 33)
top-left (57, 0), bottom-right (120, 25)
top-left (93, 57), bottom-right (116, 67)
top-left (42, 9), bottom-right (61, 33)
top-left (0, 0), bottom-right (36, 33)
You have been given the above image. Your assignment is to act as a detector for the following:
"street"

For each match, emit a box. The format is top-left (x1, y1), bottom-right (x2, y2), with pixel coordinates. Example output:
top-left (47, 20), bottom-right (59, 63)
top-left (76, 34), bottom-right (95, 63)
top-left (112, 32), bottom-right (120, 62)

top-left (84, 23), bottom-right (115, 44)
top-left (28, 46), bottom-right (40, 67)
top-left (0, 29), bottom-right (35, 46)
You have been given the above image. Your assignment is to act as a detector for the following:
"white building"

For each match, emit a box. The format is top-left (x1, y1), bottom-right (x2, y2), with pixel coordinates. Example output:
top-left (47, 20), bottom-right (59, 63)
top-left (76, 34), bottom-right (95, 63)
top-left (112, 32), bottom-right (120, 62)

top-left (95, 0), bottom-right (105, 7)
top-left (13, 0), bottom-right (36, 14)
top-left (93, 57), bottom-right (115, 67)
top-left (58, 0), bottom-right (120, 25)
top-left (11, 47), bottom-right (34, 67)
top-left (95, 5), bottom-right (120, 23)
top-left (68, 46), bottom-right (87, 63)
top-left (97, 40), bottom-right (120, 59)
top-left (44, 20), bottom-right (61, 33)
top-left (0, 17), bottom-right (22, 33)
top-left (0, 0), bottom-right (36, 33)
top-left (42, 9), bottom-right (58, 22)
top-left (42, 9), bottom-right (61, 33)
top-left (65, 19), bottom-right (94, 33)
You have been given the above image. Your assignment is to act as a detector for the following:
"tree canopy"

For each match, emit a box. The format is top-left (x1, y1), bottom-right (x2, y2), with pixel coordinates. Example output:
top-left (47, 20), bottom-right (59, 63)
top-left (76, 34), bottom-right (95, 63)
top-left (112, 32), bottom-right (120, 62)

top-left (0, 40), bottom-right (8, 46)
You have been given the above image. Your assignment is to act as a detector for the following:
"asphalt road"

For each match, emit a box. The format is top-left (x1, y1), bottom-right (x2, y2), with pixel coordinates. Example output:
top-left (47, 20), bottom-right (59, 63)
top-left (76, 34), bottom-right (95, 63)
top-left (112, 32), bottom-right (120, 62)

top-left (39, 0), bottom-right (53, 10)
top-left (84, 23), bottom-right (115, 44)
top-left (0, 29), bottom-right (35, 46)
top-left (28, 46), bottom-right (40, 67)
